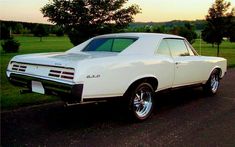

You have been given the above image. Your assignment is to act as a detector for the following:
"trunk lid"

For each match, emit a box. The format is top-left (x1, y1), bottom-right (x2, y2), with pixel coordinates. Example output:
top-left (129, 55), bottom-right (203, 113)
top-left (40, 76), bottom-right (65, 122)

top-left (12, 52), bottom-right (118, 67)
top-left (9, 52), bottom-right (118, 81)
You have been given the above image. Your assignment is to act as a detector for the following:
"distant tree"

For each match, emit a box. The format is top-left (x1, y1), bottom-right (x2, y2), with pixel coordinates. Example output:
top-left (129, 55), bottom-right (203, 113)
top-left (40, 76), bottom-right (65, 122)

top-left (181, 23), bottom-right (197, 44)
top-left (228, 24), bottom-right (235, 42)
top-left (202, 23), bottom-right (217, 47)
top-left (41, 0), bottom-right (140, 46)
top-left (12, 23), bottom-right (30, 34)
top-left (33, 24), bottom-right (49, 41)
top-left (169, 23), bottom-right (197, 44)
top-left (52, 25), bottom-right (64, 36)
top-left (125, 25), bottom-right (166, 34)
top-left (152, 25), bottom-right (166, 33)
top-left (13, 23), bottom-right (24, 34)
top-left (202, 0), bottom-right (234, 56)
top-left (0, 23), bottom-right (11, 40)
top-left (224, 16), bottom-right (235, 42)
top-left (132, 26), bottom-right (147, 32)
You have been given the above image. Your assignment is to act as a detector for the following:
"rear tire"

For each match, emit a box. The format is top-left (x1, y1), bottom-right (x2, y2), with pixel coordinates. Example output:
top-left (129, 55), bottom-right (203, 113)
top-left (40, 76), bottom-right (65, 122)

top-left (127, 82), bottom-right (154, 121)
top-left (203, 69), bottom-right (220, 95)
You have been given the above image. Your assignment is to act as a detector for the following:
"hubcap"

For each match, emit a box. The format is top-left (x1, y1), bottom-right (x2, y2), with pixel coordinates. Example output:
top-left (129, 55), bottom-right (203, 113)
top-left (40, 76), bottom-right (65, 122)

top-left (211, 74), bottom-right (219, 93)
top-left (133, 88), bottom-right (152, 118)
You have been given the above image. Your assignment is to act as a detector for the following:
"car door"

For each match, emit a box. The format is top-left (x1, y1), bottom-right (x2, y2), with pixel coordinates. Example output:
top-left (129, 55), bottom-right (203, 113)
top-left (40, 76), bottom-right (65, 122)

top-left (166, 38), bottom-right (203, 87)
top-left (155, 39), bottom-right (175, 90)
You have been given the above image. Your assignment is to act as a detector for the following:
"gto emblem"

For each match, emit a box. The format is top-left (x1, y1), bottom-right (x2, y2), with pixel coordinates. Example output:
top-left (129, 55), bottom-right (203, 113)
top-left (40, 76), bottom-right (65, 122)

top-left (86, 74), bottom-right (100, 79)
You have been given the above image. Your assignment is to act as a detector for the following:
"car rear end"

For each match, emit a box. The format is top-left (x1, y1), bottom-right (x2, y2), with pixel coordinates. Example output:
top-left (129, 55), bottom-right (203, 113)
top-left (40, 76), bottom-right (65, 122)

top-left (6, 61), bottom-right (83, 103)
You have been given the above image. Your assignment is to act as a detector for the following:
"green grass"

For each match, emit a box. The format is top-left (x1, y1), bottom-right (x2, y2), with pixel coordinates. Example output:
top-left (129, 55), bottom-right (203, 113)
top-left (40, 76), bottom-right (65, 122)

top-left (0, 36), bottom-right (73, 110)
top-left (192, 39), bottom-right (235, 67)
top-left (0, 36), bottom-right (234, 110)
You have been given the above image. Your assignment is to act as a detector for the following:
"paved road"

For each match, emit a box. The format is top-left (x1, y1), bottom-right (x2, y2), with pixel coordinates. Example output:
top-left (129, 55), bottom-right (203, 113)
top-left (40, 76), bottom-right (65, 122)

top-left (1, 68), bottom-right (235, 146)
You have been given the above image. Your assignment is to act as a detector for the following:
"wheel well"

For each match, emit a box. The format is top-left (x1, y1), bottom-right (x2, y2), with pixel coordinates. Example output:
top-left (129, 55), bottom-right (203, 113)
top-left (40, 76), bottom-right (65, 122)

top-left (214, 68), bottom-right (222, 78)
top-left (124, 77), bottom-right (158, 96)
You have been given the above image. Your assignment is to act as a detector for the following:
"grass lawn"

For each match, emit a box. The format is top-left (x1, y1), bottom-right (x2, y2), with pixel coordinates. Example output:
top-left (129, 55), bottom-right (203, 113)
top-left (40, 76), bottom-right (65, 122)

top-left (0, 36), bottom-right (234, 110)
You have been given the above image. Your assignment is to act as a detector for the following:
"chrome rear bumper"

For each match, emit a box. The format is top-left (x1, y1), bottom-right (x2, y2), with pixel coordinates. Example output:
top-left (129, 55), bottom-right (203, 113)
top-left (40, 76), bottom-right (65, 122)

top-left (8, 73), bottom-right (83, 103)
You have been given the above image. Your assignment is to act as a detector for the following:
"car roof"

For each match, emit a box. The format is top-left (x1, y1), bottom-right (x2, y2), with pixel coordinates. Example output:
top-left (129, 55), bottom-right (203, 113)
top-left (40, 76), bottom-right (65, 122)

top-left (97, 33), bottom-right (184, 55)
top-left (95, 32), bottom-right (184, 40)
top-left (67, 33), bottom-right (186, 55)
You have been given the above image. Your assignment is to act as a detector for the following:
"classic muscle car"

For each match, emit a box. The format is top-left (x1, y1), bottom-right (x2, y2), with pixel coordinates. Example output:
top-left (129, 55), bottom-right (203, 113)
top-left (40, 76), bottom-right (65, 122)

top-left (7, 33), bottom-right (227, 120)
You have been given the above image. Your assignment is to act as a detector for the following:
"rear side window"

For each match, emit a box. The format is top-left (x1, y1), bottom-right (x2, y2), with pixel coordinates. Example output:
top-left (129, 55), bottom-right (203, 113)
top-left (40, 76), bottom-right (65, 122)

top-left (157, 39), bottom-right (171, 56)
top-left (82, 38), bottom-right (137, 52)
top-left (166, 39), bottom-right (190, 56)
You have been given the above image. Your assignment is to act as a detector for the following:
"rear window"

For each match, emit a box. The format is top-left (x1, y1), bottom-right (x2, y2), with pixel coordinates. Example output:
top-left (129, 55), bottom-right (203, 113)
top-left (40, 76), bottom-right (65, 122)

top-left (82, 38), bottom-right (137, 52)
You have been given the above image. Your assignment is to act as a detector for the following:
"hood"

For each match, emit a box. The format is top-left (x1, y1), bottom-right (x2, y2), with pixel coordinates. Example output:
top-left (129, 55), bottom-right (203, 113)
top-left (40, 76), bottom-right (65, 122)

top-left (12, 51), bottom-right (118, 67)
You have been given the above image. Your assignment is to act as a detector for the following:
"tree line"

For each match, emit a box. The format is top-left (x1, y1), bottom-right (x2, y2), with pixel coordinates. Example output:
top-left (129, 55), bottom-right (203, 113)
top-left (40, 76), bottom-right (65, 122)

top-left (129, 20), bottom-right (207, 31)
top-left (0, 20), bottom-right (65, 52)
top-left (0, 19), bottom-right (199, 42)
top-left (125, 23), bottom-right (197, 44)
top-left (0, 20), bottom-right (64, 40)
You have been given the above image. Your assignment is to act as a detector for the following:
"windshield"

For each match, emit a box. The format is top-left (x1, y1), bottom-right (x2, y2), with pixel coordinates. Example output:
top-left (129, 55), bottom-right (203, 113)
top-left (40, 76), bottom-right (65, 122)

top-left (82, 37), bottom-right (137, 52)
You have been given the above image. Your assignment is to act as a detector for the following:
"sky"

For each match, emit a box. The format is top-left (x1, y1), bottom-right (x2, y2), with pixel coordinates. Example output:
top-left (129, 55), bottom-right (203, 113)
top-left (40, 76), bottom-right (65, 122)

top-left (0, 0), bottom-right (235, 24)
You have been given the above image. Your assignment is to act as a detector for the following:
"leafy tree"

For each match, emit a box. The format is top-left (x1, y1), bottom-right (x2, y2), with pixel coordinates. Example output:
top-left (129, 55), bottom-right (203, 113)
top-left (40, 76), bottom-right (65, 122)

top-left (41, 0), bottom-right (140, 45)
top-left (152, 25), bottom-right (166, 33)
top-left (169, 23), bottom-right (197, 44)
top-left (13, 23), bottom-right (24, 34)
top-left (202, 23), bottom-right (216, 47)
top-left (228, 25), bottom-right (235, 42)
top-left (33, 24), bottom-right (49, 42)
top-left (12, 23), bottom-right (31, 34)
top-left (181, 23), bottom-right (197, 44)
top-left (0, 23), bottom-right (11, 40)
top-left (202, 0), bottom-right (234, 56)
top-left (53, 26), bottom-right (65, 36)
top-left (125, 25), bottom-right (166, 33)
top-left (224, 16), bottom-right (235, 42)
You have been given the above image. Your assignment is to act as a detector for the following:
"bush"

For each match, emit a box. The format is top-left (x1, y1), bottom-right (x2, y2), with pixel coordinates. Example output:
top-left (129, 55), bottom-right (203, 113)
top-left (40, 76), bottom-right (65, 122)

top-left (1, 38), bottom-right (20, 53)
top-left (0, 23), bottom-right (11, 40)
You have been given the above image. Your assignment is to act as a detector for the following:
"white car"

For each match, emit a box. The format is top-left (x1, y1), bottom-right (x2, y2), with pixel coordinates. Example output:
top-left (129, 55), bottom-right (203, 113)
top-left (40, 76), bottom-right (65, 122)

top-left (7, 33), bottom-right (227, 120)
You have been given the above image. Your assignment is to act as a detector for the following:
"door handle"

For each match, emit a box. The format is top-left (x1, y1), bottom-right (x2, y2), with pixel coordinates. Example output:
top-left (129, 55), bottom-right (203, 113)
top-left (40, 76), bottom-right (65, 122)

top-left (175, 62), bottom-right (181, 65)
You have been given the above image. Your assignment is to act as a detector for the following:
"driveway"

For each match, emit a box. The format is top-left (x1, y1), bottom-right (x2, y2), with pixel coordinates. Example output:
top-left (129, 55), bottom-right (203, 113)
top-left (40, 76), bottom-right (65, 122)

top-left (1, 68), bottom-right (235, 146)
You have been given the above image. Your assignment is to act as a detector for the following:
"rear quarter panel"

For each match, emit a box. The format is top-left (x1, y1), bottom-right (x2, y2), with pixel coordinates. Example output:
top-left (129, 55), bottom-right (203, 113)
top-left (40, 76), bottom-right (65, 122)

top-left (77, 55), bottom-right (174, 99)
top-left (198, 56), bottom-right (227, 82)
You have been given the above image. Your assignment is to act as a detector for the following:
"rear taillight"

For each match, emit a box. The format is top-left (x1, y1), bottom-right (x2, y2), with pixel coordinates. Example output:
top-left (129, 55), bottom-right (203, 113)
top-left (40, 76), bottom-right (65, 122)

top-left (48, 69), bottom-right (74, 80)
top-left (61, 71), bottom-right (74, 79)
top-left (48, 70), bottom-right (61, 77)
top-left (12, 64), bottom-right (27, 72)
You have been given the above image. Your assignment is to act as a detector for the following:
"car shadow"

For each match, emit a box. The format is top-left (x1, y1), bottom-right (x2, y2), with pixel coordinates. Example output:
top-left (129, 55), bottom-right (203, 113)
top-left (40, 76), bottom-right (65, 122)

top-left (44, 87), bottom-right (207, 130)
top-left (154, 87), bottom-right (206, 112)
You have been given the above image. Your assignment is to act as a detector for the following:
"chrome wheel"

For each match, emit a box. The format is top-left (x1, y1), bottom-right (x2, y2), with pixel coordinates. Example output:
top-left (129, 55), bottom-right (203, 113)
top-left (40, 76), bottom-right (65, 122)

top-left (210, 73), bottom-right (219, 93)
top-left (133, 90), bottom-right (153, 118)
top-left (203, 69), bottom-right (220, 95)
top-left (129, 83), bottom-right (154, 120)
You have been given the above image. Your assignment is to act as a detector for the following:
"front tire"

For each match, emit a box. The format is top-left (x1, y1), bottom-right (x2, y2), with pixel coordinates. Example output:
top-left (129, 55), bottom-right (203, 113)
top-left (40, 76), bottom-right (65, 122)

top-left (203, 69), bottom-right (220, 95)
top-left (127, 82), bottom-right (154, 121)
